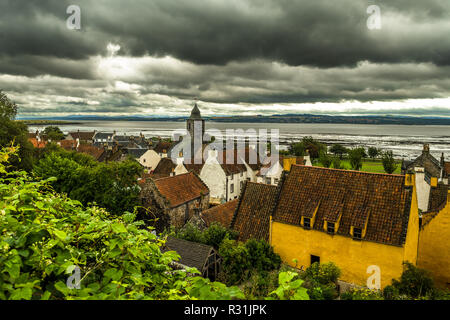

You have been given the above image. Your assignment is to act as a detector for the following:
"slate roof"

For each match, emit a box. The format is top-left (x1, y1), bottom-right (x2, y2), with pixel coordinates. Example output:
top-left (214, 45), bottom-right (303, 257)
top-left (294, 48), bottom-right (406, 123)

top-left (126, 148), bottom-right (148, 159)
top-left (68, 131), bottom-right (96, 141)
top-left (94, 132), bottom-right (114, 141)
top-left (272, 165), bottom-right (413, 246)
top-left (154, 172), bottom-right (209, 208)
top-left (201, 199), bottom-right (239, 228)
top-left (163, 236), bottom-right (213, 271)
top-left (231, 182), bottom-right (278, 242)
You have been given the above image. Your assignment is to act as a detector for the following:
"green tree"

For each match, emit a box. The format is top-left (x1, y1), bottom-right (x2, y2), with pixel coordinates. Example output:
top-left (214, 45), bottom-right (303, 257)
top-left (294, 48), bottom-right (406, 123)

top-left (329, 144), bottom-right (348, 159)
top-left (368, 147), bottom-right (380, 159)
top-left (0, 92), bottom-right (33, 171)
top-left (43, 126), bottom-right (65, 141)
top-left (382, 150), bottom-right (398, 174)
top-left (0, 146), bottom-right (245, 300)
top-left (0, 90), bottom-right (17, 119)
top-left (33, 148), bottom-right (143, 215)
top-left (318, 151), bottom-right (332, 168)
top-left (383, 262), bottom-right (435, 299)
top-left (289, 136), bottom-right (326, 159)
top-left (348, 148), bottom-right (363, 171)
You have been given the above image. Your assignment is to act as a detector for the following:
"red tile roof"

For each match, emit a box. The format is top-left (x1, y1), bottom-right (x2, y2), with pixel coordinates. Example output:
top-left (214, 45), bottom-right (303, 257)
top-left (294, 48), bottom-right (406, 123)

top-left (444, 162), bottom-right (450, 177)
top-left (76, 144), bottom-right (105, 161)
top-left (273, 165), bottom-right (412, 246)
top-left (29, 138), bottom-right (47, 149)
top-left (154, 172), bottom-right (209, 208)
top-left (231, 182), bottom-right (278, 242)
top-left (58, 140), bottom-right (77, 150)
top-left (201, 199), bottom-right (238, 228)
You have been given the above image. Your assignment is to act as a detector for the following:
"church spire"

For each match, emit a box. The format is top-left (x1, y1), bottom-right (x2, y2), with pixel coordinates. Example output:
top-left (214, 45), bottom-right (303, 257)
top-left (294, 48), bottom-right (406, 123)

top-left (190, 103), bottom-right (202, 120)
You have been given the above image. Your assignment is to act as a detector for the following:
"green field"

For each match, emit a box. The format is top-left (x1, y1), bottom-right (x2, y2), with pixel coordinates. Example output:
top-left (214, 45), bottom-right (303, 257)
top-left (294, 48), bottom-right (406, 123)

top-left (315, 159), bottom-right (402, 174)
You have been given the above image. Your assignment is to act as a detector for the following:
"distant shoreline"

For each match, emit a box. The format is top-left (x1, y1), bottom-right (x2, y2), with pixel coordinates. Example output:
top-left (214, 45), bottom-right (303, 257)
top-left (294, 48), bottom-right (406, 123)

top-left (17, 114), bottom-right (450, 126)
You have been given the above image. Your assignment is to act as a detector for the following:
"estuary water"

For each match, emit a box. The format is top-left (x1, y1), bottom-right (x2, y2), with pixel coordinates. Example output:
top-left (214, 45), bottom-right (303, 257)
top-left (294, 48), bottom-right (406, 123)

top-left (28, 121), bottom-right (450, 161)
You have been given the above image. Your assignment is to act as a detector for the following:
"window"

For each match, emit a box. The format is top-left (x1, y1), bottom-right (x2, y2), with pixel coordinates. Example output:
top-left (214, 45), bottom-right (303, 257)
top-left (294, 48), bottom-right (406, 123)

top-left (246, 177), bottom-right (251, 182)
top-left (303, 217), bottom-right (311, 229)
top-left (143, 159), bottom-right (146, 163)
top-left (230, 183), bottom-right (234, 193)
top-left (353, 228), bottom-right (362, 240)
top-left (265, 177), bottom-right (271, 184)
top-left (327, 222), bottom-right (335, 234)
top-left (311, 255), bottom-right (320, 265)
top-left (274, 178), bottom-right (279, 185)
top-left (240, 181), bottom-right (243, 189)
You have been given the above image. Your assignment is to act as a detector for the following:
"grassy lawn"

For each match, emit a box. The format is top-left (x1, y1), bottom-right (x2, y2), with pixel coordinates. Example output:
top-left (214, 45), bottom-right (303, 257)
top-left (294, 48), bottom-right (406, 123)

top-left (315, 159), bottom-right (402, 174)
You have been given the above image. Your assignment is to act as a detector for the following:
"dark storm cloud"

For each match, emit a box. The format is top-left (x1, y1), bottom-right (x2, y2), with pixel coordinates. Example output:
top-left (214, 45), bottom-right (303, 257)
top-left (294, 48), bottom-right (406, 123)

top-left (0, 0), bottom-right (449, 116)
top-left (1, 0), bottom-right (450, 68)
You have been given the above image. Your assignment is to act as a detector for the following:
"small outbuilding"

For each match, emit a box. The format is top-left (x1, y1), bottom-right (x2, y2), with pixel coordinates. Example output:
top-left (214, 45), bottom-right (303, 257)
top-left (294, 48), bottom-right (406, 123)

top-left (164, 236), bottom-right (221, 280)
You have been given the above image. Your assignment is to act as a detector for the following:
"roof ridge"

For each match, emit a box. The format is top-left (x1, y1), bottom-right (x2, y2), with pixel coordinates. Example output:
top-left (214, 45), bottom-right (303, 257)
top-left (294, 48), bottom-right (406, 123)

top-left (291, 164), bottom-right (404, 177)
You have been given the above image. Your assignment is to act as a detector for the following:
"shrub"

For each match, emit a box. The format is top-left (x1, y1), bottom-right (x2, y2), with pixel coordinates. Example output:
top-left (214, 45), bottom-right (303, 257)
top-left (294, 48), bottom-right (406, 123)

top-left (245, 239), bottom-right (282, 273)
top-left (341, 288), bottom-right (384, 300)
top-left (268, 271), bottom-right (309, 300)
top-left (305, 262), bottom-right (341, 285)
top-left (384, 262), bottom-right (435, 299)
top-left (0, 146), bottom-right (244, 300)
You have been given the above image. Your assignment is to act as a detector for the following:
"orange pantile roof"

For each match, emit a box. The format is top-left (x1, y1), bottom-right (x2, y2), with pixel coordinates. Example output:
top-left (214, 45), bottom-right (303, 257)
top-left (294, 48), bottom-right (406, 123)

top-left (273, 165), bottom-right (412, 246)
top-left (29, 138), bottom-right (47, 149)
top-left (154, 172), bottom-right (209, 208)
top-left (231, 182), bottom-right (278, 242)
top-left (201, 199), bottom-right (238, 228)
top-left (76, 144), bottom-right (105, 161)
top-left (57, 140), bottom-right (77, 150)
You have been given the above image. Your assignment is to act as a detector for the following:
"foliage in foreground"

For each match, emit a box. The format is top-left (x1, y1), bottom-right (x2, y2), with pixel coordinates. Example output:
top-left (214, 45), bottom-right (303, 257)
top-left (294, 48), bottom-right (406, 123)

top-left (33, 147), bottom-right (143, 215)
top-left (0, 146), bottom-right (306, 300)
top-left (0, 146), bottom-right (243, 300)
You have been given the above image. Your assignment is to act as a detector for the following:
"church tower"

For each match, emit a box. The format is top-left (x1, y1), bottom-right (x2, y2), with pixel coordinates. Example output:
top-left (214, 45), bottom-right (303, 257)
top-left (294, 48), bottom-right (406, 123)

top-left (186, 103), bottom-right (205, 160)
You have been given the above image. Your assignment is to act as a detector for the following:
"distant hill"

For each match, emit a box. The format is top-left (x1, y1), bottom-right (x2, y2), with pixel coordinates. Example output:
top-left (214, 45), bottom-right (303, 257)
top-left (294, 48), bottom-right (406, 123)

top-left (17, 114), bottom-right (450, 125)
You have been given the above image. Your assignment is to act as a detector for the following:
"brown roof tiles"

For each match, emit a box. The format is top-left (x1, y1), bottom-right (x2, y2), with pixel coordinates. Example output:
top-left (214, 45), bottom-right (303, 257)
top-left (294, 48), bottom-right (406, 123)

top-left (273, 165), bottom-right (413, 246)
top-left (154, 172), bottom-right (209, 208)
top-left (201, 199), bottom-right (238, 228)
top-left (231, 182), bottom-right (278, 242)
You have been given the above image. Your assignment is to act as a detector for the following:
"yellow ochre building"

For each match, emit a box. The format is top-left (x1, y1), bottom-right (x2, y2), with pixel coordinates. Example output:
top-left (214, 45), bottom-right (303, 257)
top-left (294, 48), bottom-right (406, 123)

top-left (269, 165), bottom-right (420, 289)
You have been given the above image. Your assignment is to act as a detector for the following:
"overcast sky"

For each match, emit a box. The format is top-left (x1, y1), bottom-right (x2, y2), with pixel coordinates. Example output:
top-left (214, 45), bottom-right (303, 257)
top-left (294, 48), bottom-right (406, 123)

top-left (1, 0), bottom-right (450, 118)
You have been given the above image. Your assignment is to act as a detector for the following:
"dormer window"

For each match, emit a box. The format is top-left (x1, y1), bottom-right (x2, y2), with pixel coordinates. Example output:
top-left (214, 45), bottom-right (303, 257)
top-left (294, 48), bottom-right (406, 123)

top-left (353, 228), bottom-right (362, 240)
top-left (327, 222), bottom-right (335, 234)
top-left (303, 217), bottom-right (311, 229)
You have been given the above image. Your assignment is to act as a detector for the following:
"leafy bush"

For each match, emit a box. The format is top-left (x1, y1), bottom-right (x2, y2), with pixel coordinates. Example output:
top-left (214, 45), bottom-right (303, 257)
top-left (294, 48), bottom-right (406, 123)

top-left (0, 146), bottom-right (244, 300)
top-left (304, 262), bottom-right (341, 285)
top-left (245, 239), bottom-right (282, 273)
top-left (217, 239), bottom-right (252, 285)
top-left (175, 222), bottom-right (237, 249)
top-left (341, 288), bottom-right (384, 300)
top-left (383, 262), bottom-right (435, 299)
top-left (268, 271), bottom-right (309, 300)
top-left (33, 148), bottom-right (143, 215)
top-left (302, 262), bottom-right (341, 300)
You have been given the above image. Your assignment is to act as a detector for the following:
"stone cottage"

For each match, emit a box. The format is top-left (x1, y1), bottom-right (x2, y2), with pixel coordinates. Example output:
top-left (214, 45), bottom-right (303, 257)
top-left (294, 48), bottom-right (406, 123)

top-left (140, 172), bottom-right (210, 232)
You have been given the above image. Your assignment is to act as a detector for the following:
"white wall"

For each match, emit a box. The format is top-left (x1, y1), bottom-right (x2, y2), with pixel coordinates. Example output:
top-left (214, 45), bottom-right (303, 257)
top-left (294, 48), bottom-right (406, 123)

top-left (139, 150), bottom-right (161, 170)
top-left (415, 167), bottom-right (431, 212)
